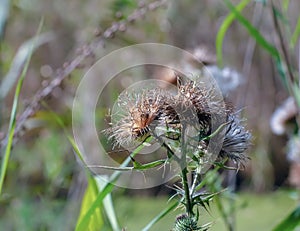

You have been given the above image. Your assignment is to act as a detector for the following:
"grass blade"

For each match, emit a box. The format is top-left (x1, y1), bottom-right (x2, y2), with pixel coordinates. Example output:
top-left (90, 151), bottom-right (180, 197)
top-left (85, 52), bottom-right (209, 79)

top-left (216, 0), bottom-right (251, 66)
top-left (0, 18), bottom-right (44, 195)
top-left (44, 105), bottom-right (152, 231)
top-left (291, 16), bottom-right (300, 48)
top-left (141, 200), bottom-right (180, 231)
top-left (76, 175), bottom-right (104, 231)
top-left (223, 0), bottom-right (281, 61)
top-left (95, 175), bottom-right (120, 231)
top-left (75, 138), bottom-right (151, 231)
top-left (223, 0), bottom-right (292, 91)
top-left (75, 181), bottom-right (115, 231)
top-left (39, 106), bottom-right (111, 229)
top-left (43, 104), bottom-right (152, 230)
top-left (272, 205), bottom-right (300, 231)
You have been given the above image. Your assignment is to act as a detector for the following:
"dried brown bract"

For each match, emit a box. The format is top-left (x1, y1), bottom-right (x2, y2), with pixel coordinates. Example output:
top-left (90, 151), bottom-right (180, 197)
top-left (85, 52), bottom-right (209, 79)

top-left (108, 89), bottom-right (177, 147)
top-left (107, 75), bottom-right (251, 164)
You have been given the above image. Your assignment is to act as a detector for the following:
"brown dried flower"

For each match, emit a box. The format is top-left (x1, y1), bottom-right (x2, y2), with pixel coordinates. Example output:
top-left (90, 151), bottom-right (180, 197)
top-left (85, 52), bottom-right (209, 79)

top-left (108, 89), bottom-right (177, 147)
top-left (107, 76), bottom-right (251, 164)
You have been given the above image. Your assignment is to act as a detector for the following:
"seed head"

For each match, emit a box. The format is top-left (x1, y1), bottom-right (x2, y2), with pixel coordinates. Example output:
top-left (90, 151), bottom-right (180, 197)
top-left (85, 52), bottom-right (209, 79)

top-left (175, 76), bottom-right (229, 134)
top-left (108, 89), bottom-right (175, 147)
top-left (173, 76), bottom-right (251, 164)
top-left (106, 75), bottom-right (251, 164)
top-left (219, 114), bottom-right (251, 163)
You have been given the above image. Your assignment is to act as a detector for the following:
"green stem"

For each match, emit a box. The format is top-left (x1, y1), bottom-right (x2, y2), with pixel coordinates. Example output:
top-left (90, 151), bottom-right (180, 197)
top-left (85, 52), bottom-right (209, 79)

top-left (181, 166), bottom-right (193, 216)
top-left (190, 166), bottom-right (201, 195)
top-left (151, 133), bottom-right (181, 163)
top-left (180, 125), bottom-right (193, 217)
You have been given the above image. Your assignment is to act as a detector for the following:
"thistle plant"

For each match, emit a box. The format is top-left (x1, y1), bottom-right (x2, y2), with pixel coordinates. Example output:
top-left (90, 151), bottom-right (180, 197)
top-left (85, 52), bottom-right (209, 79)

top-left (107, 74), bottom-right (251, 230)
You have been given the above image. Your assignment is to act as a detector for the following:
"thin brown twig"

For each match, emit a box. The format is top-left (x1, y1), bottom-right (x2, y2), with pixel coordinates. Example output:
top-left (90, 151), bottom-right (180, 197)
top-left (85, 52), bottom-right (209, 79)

top-left (271, 0), bottom-right (295, 84)
top-left (0, 0), bottom-right (168, 151)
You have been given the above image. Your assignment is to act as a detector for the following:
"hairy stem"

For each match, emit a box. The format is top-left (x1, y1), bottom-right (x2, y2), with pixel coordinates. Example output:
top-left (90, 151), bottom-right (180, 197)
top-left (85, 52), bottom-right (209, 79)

top-left (180, 125), bottom-right (194, 216)
top-left (181, 166), bottom-right (193, 216)
top-left (190, 166), bottom-right (201, 195)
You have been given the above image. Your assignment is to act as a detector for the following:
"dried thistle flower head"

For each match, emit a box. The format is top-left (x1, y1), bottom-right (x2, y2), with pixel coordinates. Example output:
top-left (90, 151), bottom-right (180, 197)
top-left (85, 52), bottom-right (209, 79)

top-left (173, 76), bottom-right (251, 164)
top-left (108, 88), bottom-right (177, 148)
top-left (106, 75), bottom-right (251, 164)
top-left (175, 75), bottom-right (228, 129)
top-left (219, 114), bottom-right (251, 163)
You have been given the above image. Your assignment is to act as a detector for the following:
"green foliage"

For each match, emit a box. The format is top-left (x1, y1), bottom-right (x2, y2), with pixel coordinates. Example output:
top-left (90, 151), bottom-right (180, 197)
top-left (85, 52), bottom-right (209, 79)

top-left (42, 106), bottom-right (119, 230)
top-left (218, 1), bottom-right (300, 230)
top-left (75, 140), bottom-right (148, 231)
top-left (272, 205), bottom-right (300, 231)
top-left (291, 16), bottom-right (300, 48)
top-left (111, 0), bottom-right (137, 17)
top-left (0, 197), bottom-right (73, 230)
top-left (75, 178), bottom-right (116, 231)
top-left (142, 200), bottom-right (180, 231)
top-left (223, 0), bottom-right (280, 60)
top-left (76, 176), bottom-right (104, 231)
top-left (0, 128), bottom-right (77, 230)
top-left (131, 157), bottom-right (167, 170)
top-left (292, 84), bottom-right (300, 109)
top-left (0, 19), bottom-right (44, 195)
top-left (112, 191), bottom-right (298, 231)
top-left (282, 0), bottom-right (290, 11)
top-left (94, 176), bottom-right (120, 231)
top-left (1, 1), bottom-right (300, 230)
top-left (220, 0), bottom-right (300, 99)
top-left (216, 0), bottom-right (251, 67)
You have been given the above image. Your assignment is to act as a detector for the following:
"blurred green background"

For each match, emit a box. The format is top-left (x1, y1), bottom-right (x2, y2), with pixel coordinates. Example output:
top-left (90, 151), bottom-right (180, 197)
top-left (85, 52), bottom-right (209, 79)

top-left (1, 0), bottom-right (300, 230)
